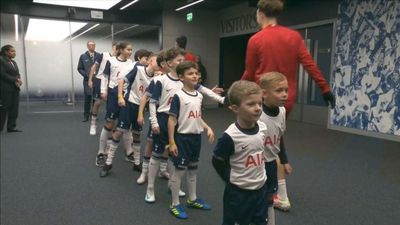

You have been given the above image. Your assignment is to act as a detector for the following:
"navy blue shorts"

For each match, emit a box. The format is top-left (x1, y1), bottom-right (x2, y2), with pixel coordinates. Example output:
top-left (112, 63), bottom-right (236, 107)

top-left (92, 77), bottom-right (101, 100)
top-left (116, 102), bottom-right (142, 133)
top-left (105, 88), bottom-right (120, 121)
top-left (152, 112), bottom-right (169, 156)
top-left (171, 133), bottom-right (201, 170)
top-left (223, 182), bottom-right (268, 225)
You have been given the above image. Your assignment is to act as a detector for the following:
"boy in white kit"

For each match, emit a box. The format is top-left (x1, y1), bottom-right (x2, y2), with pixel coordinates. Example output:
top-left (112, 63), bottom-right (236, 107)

top-left (99, 53), bottom-right (159, 177)
top-left (212, 80), bottom-right (268, 225)
top-left (259, 72), bottom-right (292, 225)
top-left (168, 61), bottom-right (214, 219)
top-left (145, 47), bottom-right (185, 203)
top-left (88, 41), bottom-right (117, 136)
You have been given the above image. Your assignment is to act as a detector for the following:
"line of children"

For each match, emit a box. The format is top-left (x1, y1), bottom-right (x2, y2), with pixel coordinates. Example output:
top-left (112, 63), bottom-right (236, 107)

top-left (167, 61), bottom-right (214, 219)
top-left (145, 47), bottom-right (186, 203)
top-left (144, 47), bottom-right (227, 204)
top-left (95, 42), bottom-right (133, 168)
top-left (99, 52), bottom-right (160, 177)
top-left (136, 51), bottom-right (171, 184)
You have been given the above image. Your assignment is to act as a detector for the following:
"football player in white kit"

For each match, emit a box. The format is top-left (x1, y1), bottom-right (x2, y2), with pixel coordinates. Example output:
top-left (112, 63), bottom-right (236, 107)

top-left (87, 41), bottom-right (117, 135)
top-left (95, 42), bottom-right (133, 170)
top-left (259, 72), bottom-right (292, 225)
top-left (167, 61), bottom-right (215, 219)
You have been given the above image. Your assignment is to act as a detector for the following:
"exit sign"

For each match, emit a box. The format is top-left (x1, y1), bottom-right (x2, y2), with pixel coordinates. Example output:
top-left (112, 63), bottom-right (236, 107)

top-left (187, 12), bottom-right (193, 22)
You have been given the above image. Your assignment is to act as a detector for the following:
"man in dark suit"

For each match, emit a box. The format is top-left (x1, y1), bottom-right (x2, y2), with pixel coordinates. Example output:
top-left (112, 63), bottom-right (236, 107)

top-left (0, 45), bottom-right (22, 132)
top-left (77, 40), bottom-right (99, 122)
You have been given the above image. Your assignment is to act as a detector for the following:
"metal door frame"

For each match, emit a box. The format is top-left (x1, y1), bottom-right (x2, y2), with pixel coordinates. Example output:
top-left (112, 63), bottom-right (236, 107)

top-left (288, 19), bottom-right (336, 126)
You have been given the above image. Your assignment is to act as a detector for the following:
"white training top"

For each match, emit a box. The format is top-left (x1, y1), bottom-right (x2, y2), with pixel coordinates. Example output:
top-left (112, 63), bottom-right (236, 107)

top-left (169, 89), bottom-right (204, 134)
top-left (259, 106), bottom-right (286, 162)
top-left (150, 73), bottom-right (183, 113)
top-left (95, 52), bottom-right (112, 79)
top-left (222, 121), bottom-right (267, 190)
top-left (103, 57), bottom-right (133, 89)
top-left (124, 65), bottom-right (154, 105)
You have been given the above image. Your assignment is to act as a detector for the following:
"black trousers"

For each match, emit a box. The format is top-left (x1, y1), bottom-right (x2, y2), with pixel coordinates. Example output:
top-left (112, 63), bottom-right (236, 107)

top-left (0, 89), bottom-right (20, 131)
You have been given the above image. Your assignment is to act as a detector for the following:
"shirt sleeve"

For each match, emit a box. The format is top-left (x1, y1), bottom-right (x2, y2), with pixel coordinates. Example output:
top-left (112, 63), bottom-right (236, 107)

top-left (146, 80), bottom-right (154, 95)
top-left (77, 54), bottom-right (86, 77)
top-left (213, 132), bottom-right (235, 159)
top-left (95, 53), bottom-right (103, 65)
top-left (296, 32), bottom-right (331, 93)
top-left (124, 65), bottom-right (138, 84)
top-left (103, 61), bottom-right (111, 78)
top-left (197, 85), bottom-right (225, 104)
top-left (241, 36), bottom-right (258, 82)
top-left (150, 80), bottom-right (162, 103)
top-left (278, 137), bottom-right (288, 164)
top-left (169, 94), bottom-right (180, 118)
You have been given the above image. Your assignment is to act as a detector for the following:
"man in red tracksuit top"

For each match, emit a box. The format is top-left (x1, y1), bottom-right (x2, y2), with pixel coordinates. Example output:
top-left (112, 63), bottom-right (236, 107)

top-left (242, 0), bottom-right (335, 114)
top-left (241, 0), bottom-right (335, 215)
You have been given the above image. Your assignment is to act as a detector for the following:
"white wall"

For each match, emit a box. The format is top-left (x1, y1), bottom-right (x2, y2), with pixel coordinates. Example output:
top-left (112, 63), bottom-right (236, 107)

top-left (0, 14), bottom-right (159, 101)
top-left (162, 10), bottom-right (221, 107)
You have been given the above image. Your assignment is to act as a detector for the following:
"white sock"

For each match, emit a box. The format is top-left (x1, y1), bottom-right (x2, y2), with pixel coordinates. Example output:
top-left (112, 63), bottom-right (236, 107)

top-left (160, 157), bottom-right (168, 172)
top-left (171, 169), bottom-right (185, 206)
top-left (277, 179), bottom-right (288, 201)
top-left (187, 169), bottom-right (197, 201)
top-left (147, 157), bottom-right (160, 189)
top-left (267, 206), bottom-right (275, 225)
top-left (91, 115), bottom-right (97, 126)
top-left (141, 156), bottom-right (150, 175)
top-left (123, 132), bottom-right (133, 156)
top-left (98, 127), bottom-right (111, 155)
top-left (132, 141), bottom-right (141, 165)
top-left (106, 139), bottom-right (119, 165)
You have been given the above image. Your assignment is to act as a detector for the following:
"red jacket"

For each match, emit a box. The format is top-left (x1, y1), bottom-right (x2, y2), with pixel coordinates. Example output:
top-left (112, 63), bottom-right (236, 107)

top-left (242, 25), bottom-right (331, 113)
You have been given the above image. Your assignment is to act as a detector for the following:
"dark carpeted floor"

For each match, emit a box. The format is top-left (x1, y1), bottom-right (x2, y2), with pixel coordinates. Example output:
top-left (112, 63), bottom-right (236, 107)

top-left (1, 107), bottom-right (399, 225)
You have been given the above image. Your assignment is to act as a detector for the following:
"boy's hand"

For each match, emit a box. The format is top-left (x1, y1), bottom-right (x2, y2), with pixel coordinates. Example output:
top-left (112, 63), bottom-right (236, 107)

top-left (283, 163), bottom-right (292, 175)
top-left (137, 114), bottom-right (144, 127)
top-left (118, 97), bottom-right (126, 107)
top-left (211, 85), bottom-right (224, 95)
top-left (207, 128), bottom-right (215, 144)
top-left (152, 126), bottom-right (160, 134)
top-left (88, 79), bottom-right (93, 89)
top-left (168, 144), bottom-right (178, 157)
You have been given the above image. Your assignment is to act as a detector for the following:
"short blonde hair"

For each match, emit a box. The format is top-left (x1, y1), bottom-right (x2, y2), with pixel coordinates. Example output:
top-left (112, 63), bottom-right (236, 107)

top-left (228, 80), bottom-right (261, 106)
top-left (259, 72), bottom-right (287, 89)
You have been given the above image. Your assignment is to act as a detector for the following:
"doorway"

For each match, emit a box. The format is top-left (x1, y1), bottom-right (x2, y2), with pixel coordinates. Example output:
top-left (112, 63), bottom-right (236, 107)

top-left (219, 20), bottom-right (335, 126)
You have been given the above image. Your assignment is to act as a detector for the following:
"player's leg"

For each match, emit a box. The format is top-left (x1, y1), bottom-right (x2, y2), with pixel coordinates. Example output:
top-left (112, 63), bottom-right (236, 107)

top-left (129, 103), bottom-right (143, 171)
top-left (99, 103), bottom-right (128, 177)
top-left (90, 77), bottom-right (102, 135)
top-left (185, 134), bottom-right (210, 210)
top-left (275, 159), bottom-right (291, 211)
top-left (265, 161), bottom-right (278, 225)
top-left (137, 127), bottom-right (153, 184)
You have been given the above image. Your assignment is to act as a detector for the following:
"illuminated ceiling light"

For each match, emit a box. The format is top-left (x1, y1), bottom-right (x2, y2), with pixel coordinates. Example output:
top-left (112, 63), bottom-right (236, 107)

top-left (33, 0), bottom-right (121, 10)
top-left (25, 18), bottom-right (87, 42)
top-left (120, 0), bottom-right (139, 10)
top-left (14, 14), bottom-right (19, 41)
top-left (71, 24), bottom-right (100, 40)
top-left (175, 0), bottom-right (204, 11)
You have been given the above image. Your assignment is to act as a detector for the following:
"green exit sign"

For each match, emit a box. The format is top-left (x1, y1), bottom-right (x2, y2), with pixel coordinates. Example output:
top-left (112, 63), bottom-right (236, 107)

top-left (187, 12), bottom-right (193, 22)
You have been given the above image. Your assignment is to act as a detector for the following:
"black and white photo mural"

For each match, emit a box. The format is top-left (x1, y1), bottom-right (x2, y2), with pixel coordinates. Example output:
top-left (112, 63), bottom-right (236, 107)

top-left (331, 0), bottom-right (400, 136)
